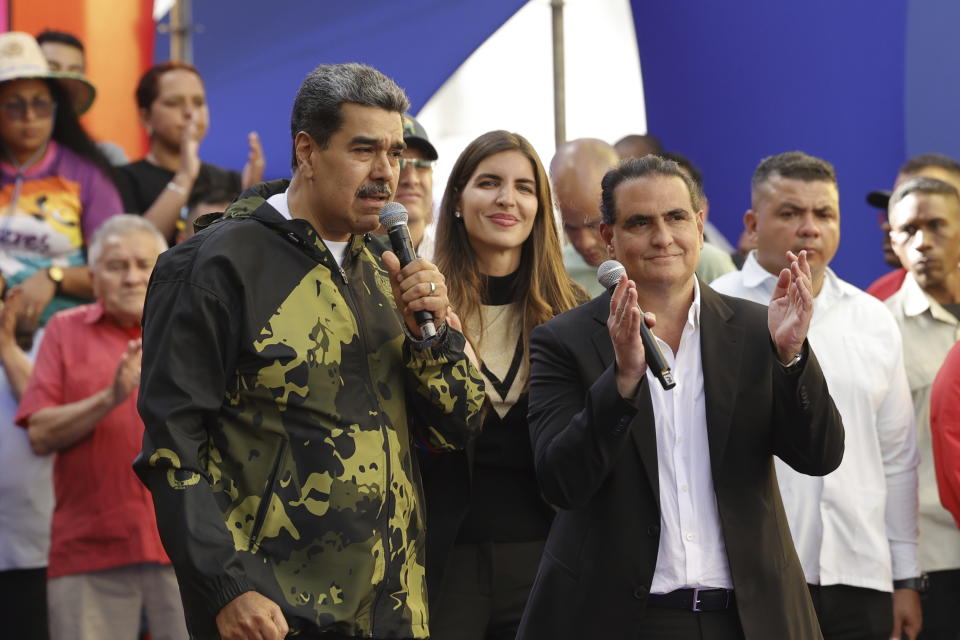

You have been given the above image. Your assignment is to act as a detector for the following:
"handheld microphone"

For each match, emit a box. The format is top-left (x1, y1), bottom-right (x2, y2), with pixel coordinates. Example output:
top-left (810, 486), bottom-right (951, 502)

top-left (379, 202), bottom-right (437, 338)
top-left (597, 260), bottom-right (676, 390)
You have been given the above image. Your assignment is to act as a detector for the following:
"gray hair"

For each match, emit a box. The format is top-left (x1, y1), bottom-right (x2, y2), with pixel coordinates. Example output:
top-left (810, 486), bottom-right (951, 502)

top-left (289, 63), bottom-right (410, 170)
top-left (88, 215), bottom-right (168, 268)
top-left (889, 176), bottom-right (960, 210)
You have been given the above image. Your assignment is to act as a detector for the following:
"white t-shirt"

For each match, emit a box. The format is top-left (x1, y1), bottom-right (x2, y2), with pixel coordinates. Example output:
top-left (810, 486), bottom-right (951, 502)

top-left (266, 190), bottom-right (348, 266)
top-left (0, 331), bottom-right (52, 571)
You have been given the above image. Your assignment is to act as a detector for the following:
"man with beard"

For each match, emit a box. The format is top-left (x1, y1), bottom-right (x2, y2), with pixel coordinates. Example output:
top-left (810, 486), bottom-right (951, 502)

top-left (134, 63), bottom-right (485, 640)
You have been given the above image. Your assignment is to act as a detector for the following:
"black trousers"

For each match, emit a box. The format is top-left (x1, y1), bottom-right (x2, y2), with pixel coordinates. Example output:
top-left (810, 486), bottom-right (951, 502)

top-left (808, 584), bottom-right (893, 640)
top-left (919, 569), bottom-right (960, 640)
top-left (0, 567), bottom-right (49, 640)
top-left (636, 606), bottom-right (744, 640)
top-left (429, 540), bottom-right (544, 640)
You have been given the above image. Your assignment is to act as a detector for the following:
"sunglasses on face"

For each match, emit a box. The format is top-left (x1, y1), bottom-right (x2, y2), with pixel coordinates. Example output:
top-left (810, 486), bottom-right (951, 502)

top-left (398, 157), bottom-right (434, 172)
top-left (1, 97), bottom-right (57, 122)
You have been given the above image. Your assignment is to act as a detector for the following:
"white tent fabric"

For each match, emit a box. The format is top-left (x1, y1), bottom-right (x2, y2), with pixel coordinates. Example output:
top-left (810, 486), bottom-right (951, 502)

top-left (418, 0), bottom-right (647, 215)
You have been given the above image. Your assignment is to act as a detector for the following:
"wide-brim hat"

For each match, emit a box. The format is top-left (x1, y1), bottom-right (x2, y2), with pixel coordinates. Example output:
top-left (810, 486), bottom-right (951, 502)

top-left (0, 31), bottom-right (96, 115)
top-left (402, 113), bottom-right (438, 160)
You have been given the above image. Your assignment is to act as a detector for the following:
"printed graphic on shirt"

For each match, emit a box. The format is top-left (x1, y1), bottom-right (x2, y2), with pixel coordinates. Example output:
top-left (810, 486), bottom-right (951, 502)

top-left (0, 175), bottom-right (85, 281)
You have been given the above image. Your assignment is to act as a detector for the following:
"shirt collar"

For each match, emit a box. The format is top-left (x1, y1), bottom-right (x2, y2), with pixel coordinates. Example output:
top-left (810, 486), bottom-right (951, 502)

top-left (899, 271), bottom-right (958, 324)
top-left (688, 276), bottom-right (702, 330)
top-left (0, 140), bottom-right (57, 177)
top-left (740, 250), bottom-right (848, 307)
top-left (83, 302), bottom-right (143, 335)
top-left (740, 250), bottom-right (774, 289)
top-left (83, 301), bottom-right (106, 324)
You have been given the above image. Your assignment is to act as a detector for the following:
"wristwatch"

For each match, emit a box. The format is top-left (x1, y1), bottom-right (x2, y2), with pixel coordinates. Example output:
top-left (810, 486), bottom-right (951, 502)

top-left (893, 573), bottom-right (930, 593)
top-left (47, 266), bottom-right (65, 296)
top-left (780, 351), bottom-right (804, 371)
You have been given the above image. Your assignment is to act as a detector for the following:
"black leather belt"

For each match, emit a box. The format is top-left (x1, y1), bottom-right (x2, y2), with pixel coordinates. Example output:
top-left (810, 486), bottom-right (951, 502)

top-left (647, 588), bottom-right (736, 612)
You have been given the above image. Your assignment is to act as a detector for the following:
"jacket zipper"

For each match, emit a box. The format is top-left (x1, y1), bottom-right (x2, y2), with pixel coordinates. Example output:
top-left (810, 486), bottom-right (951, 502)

top-left (335, 247), bottom-right (392, 637)
top-left (248, 439), bottom-right (287, 551)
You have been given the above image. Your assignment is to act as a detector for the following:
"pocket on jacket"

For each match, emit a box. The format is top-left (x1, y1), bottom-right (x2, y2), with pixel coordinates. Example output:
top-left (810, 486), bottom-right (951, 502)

top-left (249, 440), bottom-right (290, 551)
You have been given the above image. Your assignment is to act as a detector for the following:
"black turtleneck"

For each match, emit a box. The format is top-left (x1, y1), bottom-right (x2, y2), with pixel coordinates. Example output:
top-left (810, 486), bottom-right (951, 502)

top-left (483, 269), bottom-right (521, 305)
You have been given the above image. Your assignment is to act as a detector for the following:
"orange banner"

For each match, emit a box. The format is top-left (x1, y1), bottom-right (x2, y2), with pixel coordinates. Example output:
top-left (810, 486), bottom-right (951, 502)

top-left (11, 0), bottom-right (155, 161)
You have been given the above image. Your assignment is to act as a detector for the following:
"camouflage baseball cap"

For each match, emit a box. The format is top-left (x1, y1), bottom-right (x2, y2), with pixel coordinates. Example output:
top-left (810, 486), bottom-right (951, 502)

top-left (402, 114), bottom-right (438, 160)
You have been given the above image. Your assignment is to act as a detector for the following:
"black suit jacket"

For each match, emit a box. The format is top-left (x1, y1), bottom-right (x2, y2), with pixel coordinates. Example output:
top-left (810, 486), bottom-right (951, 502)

top-left (516, 284), bottom-right (844, 640)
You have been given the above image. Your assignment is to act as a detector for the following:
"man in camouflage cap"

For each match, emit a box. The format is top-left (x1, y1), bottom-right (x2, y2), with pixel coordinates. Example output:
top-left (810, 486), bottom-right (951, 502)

top-left (135, 63), bottom-right (485, 640)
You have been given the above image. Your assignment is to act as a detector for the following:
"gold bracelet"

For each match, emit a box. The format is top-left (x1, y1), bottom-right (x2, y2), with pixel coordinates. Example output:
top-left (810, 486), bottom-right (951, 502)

top-left (165, 181), bottom-right (188, 196)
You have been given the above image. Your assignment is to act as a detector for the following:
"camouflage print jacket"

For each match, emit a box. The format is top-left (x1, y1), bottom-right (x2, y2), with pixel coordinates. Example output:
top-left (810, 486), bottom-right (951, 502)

top-left (134, 180), bottom-right (485, 640)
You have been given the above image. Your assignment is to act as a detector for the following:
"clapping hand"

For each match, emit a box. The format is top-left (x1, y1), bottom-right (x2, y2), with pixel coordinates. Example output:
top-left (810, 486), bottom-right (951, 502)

top-left (608, 274), bottom-right (656, 398)
top-left (768, 250), bottom-right (813, 364)
top-left (241, 131), bottom-right (265, 189)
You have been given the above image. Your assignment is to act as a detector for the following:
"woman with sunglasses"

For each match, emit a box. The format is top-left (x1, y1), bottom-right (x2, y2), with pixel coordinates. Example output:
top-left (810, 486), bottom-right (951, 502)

top-left (422, 130), bottom-right (587, 639)
top-left (0, 32), bottom-right (122, 327)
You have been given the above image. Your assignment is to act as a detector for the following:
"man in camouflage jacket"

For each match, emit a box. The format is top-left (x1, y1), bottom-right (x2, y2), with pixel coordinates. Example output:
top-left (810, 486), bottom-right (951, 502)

top-left (134, 64), bottom-right (485, 640)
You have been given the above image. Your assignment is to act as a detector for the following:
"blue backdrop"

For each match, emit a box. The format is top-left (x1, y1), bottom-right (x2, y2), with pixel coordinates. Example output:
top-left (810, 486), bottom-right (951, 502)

top-left (155, 0), bottom-right (526, 178)
top-left (631, 0), bottom-right (907, 289)
top-left (158, 0), bottom-right (960, 288)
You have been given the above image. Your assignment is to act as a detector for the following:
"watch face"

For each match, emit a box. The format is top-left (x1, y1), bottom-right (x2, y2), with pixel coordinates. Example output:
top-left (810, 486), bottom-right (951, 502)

top-left (49, 266), bottom-right (65, 282)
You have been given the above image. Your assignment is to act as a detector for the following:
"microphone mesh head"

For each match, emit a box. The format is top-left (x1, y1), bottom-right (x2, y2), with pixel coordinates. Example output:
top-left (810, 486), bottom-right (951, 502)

top-left (379, 201), bottom-right (408, 228)
top-left (597, 260), bottom-right (626, 289)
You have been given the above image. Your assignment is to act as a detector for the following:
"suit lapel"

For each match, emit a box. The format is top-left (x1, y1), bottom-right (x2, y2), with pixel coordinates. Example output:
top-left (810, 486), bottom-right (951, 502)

top-left (699, 283), bottom-right (744, 472)
top-left (588, 294), bottom-right (660, 501)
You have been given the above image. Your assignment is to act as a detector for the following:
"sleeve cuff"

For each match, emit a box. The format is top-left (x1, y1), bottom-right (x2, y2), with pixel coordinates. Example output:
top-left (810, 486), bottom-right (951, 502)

top-left (208, 574), bottom-right (257, 618)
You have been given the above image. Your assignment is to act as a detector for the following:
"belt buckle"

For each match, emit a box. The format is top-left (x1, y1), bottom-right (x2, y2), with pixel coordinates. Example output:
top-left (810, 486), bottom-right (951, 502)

top-left (691, 587), bottom-right (703, 612)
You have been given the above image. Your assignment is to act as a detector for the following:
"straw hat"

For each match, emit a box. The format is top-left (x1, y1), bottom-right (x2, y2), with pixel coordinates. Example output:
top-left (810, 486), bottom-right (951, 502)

top-left (0, 31), bottom-right (95, 115)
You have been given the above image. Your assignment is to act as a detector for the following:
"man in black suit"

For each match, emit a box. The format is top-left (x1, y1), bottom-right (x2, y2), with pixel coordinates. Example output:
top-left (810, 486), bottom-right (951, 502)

top-left (516, 155), bottom-right (844, 640)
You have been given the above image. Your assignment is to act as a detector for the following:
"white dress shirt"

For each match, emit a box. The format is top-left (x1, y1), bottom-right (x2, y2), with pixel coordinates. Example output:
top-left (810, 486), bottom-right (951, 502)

top-left (713, 253), bottom-right (920, 590)
top-left (885, 272), bottom-right (960, 572)
top-left (649, 279), bottom-right (734, 593)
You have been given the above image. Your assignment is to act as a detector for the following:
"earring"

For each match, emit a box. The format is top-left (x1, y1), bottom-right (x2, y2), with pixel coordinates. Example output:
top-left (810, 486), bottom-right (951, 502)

top-left (453, 210), bottom-right (462, 218)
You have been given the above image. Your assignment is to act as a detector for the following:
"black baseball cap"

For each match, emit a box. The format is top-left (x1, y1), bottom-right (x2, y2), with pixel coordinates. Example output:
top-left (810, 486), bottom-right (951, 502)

top-left (866, 189), bottom-right (891, 210)
top-left (401, 114), bottom-right (438, 161)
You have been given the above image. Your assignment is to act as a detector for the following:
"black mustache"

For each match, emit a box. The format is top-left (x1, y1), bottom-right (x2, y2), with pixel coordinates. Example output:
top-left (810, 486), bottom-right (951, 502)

top-left (356, 182), bottom-right (392, 199)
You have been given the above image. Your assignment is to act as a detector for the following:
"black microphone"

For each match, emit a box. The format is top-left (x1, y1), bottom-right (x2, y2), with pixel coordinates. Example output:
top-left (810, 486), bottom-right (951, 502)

top-left (597, 260), bottom-right (676, 390)
top-left (379, 202), bottom-right (437, 339)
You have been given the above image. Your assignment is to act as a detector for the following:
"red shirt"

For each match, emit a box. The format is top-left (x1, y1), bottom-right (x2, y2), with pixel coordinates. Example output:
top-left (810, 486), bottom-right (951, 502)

top-left (865, 268), bottom-right (907, 301)
top-left (932, 340), bottom-right (960, 529)
top-left (16, 303), bottom-right (170, 578)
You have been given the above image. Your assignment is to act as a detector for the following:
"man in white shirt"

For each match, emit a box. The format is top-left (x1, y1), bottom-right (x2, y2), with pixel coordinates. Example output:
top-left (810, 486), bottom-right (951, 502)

top-left (517, 154), bottom-right (844, 640)
top-left (712, 151), bottom-right (922, 640)
top-left (885, 176), bottom-right (960, 640)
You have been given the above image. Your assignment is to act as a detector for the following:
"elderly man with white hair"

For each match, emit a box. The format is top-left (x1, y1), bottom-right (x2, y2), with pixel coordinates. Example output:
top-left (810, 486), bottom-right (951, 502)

top-left (15, 215), bottom-right (187, 640)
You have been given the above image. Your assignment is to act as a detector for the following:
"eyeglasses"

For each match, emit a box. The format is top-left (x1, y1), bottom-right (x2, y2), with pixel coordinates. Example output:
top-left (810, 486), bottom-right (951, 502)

top-left (1, 97), bottom-right (56, 122)
top-left (399, 157), bottom-right (434, 172)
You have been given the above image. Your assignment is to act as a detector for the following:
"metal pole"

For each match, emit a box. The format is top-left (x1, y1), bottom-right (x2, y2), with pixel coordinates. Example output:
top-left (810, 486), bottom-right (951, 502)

top-left (168, 0), bottom-right (194, 63)
top-left (551, 0), bottom-right (566, 148)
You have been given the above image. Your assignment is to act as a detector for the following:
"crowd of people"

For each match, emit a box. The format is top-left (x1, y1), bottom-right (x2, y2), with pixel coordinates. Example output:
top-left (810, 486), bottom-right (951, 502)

top-left (0, 27), bottom-right (958, 640)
